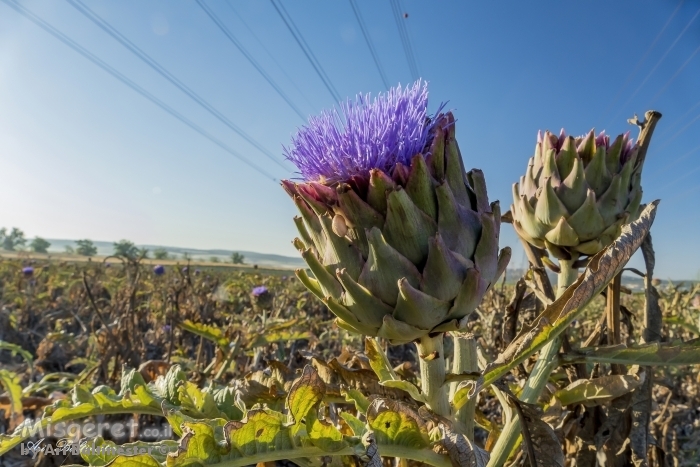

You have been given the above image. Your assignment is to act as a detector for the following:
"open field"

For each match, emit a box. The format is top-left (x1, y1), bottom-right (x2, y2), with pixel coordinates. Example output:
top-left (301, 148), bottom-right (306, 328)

top-left (1, 256), bottom-right (699, 466)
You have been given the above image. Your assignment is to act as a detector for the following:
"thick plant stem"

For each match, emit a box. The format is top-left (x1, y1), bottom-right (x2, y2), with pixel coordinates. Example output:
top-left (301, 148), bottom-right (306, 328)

top-left (450, 332), bottom-right (478, 439)
top-left (416, 334), bottom-right (450, 417)
top-left (487, 259), bottom-right (579, 467)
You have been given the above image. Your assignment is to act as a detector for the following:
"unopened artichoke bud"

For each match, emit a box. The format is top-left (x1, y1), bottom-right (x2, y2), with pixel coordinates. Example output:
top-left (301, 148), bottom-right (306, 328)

top-left (281, 80), bottom-right (511, 344)
top-left (511, 129), bottom-right (642, 260)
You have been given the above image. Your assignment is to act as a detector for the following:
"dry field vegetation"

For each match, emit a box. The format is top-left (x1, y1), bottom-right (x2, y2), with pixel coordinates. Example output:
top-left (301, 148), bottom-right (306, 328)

top-left (0, 253), bottom-right (699, 466)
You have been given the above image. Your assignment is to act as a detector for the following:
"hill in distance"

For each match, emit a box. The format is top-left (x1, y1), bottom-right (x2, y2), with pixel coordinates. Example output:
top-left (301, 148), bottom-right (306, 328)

top-left (45, 239), bottom-right (306, 269)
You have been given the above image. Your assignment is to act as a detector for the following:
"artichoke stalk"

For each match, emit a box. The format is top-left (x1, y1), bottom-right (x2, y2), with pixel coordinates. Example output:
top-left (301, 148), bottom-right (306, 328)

top-left (511, 129), bottom-right (642, 261)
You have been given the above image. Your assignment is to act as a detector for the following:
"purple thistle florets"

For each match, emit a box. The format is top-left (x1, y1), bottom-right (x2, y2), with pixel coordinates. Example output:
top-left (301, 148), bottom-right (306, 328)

top-left (22, 266), bottom-right (34, 277)
top-left (252, 286), bottom-right (268, 297)
top-left (284, 80), bottom-right (445, 183)
top-left (153, 265), bottom-right (165, 276)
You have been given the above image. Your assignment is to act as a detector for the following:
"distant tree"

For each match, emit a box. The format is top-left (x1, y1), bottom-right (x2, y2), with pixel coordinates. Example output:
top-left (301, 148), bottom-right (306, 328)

top-left (30, 237), bottom-right (51, 253)
top-left (231, 252), bottom-right (245, 264)
top-left (0, 227), bottom-right (27, 251)
top-left (64, 245), bottom-right (75, 254)
top-left (139, 248), bottom-right (149, 259)
top-left (210, 256), bottom-right (220, 263)
top-left (153, 248), bottom-right (169, 260)
top-left (113, 240), bottom-right (139, 259)
top-left (181, 252), bottom-right (192, 261)
top-left (76, 239), bottom-right (98, 257)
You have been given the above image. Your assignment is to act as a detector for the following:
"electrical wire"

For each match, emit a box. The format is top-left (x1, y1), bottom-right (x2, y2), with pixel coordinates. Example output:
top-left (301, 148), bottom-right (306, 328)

top-left (600, 0), bottom-right (683, 123)
top-left (195, 0), bottom-right (307, 121)
top-left (269, 0), bottom-right (341, 103)
top-left (224, 0), bottom-right (317, 113)
top-left (389, 0), bottom-right (419, 80)
top-left (648, 43), bottom-right (700, 105)
top-left (607, 5), bottom-right (700, 127)
top-left (348, 0), bottom-right (390, 89)
top-left (65, 0), bottom-right (288, 170)
top-left (1, 0), bottom-right (280, 182)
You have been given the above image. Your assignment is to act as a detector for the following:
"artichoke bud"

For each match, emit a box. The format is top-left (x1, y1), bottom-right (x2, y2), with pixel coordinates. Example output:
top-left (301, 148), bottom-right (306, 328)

top-left (512, 128), bottom-right (642, 260)
top-left (281, 81), bottom-right (509, 344)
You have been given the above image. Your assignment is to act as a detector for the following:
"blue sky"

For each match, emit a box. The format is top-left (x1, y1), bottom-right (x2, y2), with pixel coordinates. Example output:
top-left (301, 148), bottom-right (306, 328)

top-left (1, 0), bottom-right (699, 279)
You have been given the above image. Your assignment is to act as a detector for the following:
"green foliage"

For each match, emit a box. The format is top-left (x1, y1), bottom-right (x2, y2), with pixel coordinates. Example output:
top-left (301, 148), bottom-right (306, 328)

top-left (153, 247), bottom-right (170, 260)
top-left (230, 252), bottom-right (245, 264)
top-left (113, 239), bottom-right (141, 259)
top-left (30, 237), bottom-right (51, 253)
top-left (210, 256), bottom-right (220, 263)
top-left (0, 227), bottom-right (26, 251)
top-left (76, 239), bottom-right (98, 256)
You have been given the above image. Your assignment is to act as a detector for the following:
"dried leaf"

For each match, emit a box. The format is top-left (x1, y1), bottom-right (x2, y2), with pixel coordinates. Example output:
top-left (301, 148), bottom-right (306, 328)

top-left (476, 201), bottom-right (658, 394)
top-left (435, 423), bottom-right (490, 467)
top-left (512, 400), bottom-right (565, 467)
top-left (560, 339), bottom-right (700, 366)
top-left (554, 374), bottom-right (644, 407)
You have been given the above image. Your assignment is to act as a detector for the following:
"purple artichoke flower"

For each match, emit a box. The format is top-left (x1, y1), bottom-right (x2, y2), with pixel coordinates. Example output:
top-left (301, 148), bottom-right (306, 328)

top-left (182, 266), bottom-right (189, 273)
top-left (281, 276), bottom-right (288, 281)
top-left (153, 265), bottom-right (165, 276)
top-left (194, 269), bottom-right (201, 276)
top-left (284, 80), bottom-right (445, 183)
top-left (22, 267), bottom-right (34, 277)
top-left (163, 324), bottom-right (172, 332)
top-left (252, 286), bottom-right (268, 297)
top-left (281, 81), bottom-right (510, 344)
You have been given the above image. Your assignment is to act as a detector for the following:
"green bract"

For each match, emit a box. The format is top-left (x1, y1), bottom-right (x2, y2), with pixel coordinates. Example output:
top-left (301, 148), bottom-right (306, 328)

top-left (283, 113), bottom-right (511, 344)
top-left (511, 129), bottom-right (643, 259)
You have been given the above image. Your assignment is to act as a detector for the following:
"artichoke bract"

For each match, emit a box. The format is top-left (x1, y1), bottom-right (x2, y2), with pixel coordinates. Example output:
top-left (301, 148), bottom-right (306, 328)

top-left (282, 81), bottom-right (510, 344)
top-left (511, 129), bottom-right (642, 260)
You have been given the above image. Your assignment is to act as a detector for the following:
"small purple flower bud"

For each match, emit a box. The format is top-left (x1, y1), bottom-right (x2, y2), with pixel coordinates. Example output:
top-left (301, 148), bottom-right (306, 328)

top-left (105, 263), bottom-right (111, 268)
top-left (163, 324), bottom-right (171, 332)
top-left (252, 286), bottom-right (268, 297)
top-left (153, 265), bottom-right (165, 276)
top-left (194, 269), bottom-right (201, 276)
top-left (182, 267), bottom-right (188, 273)
top-left (22, 267), bottom-right (34, 277)
top-left (281, 276), bottom-right (288, 281)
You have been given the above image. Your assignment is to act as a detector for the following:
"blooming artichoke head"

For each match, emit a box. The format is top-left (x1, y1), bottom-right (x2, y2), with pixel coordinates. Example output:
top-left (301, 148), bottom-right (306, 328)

top-left (282, 81), bottom-right (511, 344)
top-left (511, 129), bottom-right (642, 260)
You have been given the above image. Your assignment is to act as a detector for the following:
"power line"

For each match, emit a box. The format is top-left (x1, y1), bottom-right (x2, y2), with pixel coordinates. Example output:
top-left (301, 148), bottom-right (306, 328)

top-left (195, 0), bottom-right (307, 121)
top-left (648, 43), bottom-right (700, 105)
top-left (396, 0), bottom-right (420, 78)
top-left (348, 0), bottom-right (390, 90)
top-left (607, 5), bottom-right (700, 127)
top-left (269, 0), bottom-right (341, 103)
top-left (64, 0), bottom-right (288, 171)
top-left (224, 0), bottom-right (317, 114)
top-left (600, 0), bottom-right (683, 123)
top-left (389, 0), bottom-right (419, 80)
top-left (1, 0), bottom-right (279, 182)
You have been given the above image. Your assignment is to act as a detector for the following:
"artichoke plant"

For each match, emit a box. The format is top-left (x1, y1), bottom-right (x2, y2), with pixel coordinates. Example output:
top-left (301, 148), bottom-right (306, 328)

top-left (511, 129), bottom-right (642, 260)
top-left (282, 81), bottom-right (510, 345)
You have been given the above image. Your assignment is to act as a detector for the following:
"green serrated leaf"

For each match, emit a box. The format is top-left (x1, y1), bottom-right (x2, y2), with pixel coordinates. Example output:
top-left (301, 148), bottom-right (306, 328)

top-left (306, 410), bottom-right (346, 452)
top-left (178, 320), bottom-right (229, 351)
top-left (0, 370), bottom-right (22, 426)
top-left (366, 398), bottom-right (430, 449)
top-left (287, 365), bottom-right (325, 426)
top-left (364, 337), bottom-right (426, 403)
